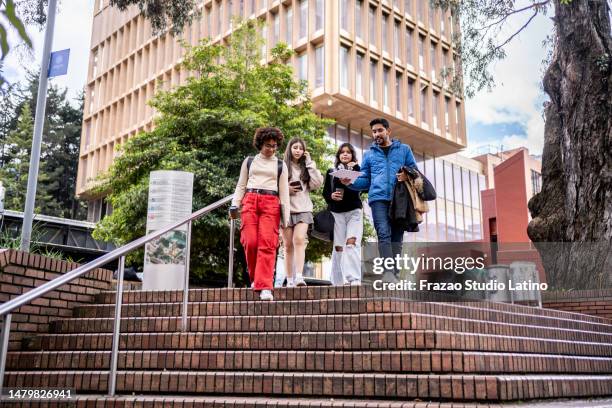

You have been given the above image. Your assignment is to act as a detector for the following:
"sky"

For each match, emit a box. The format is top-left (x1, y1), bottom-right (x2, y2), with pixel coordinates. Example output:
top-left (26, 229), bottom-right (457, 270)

top-left (3, 0), bottom-right (552, 156)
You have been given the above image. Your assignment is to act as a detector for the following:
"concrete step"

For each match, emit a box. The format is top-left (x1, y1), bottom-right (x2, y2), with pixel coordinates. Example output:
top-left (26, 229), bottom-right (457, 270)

top-left (7, 350), bottom-right (612, 374)
top-left (5, 370), bottom-right (612, 401)
top-left (73, 299), bottom-right (612, 335)
top-left (50, 313), bottom-right (612, 344)
top-left (23, 329), bottom-right (612, 356)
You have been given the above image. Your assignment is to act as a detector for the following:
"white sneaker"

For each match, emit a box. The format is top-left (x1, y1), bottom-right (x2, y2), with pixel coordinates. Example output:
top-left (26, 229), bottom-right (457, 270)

top-left (295, 275), bottom-right (307, 287)
top-left (350, 280), bottom-right (361, 286)
top-left (286, 277), bottom-right (296, 288)
top-left (260, 290), bottom-right (273, 301)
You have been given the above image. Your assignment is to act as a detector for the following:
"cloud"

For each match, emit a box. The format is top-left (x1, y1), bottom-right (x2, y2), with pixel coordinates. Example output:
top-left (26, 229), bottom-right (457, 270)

top-left (465, 10), bottom-right (553, 156)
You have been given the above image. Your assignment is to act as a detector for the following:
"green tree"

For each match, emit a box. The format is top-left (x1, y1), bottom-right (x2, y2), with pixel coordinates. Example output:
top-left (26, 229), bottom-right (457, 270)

top-left (0, 104), bottom-right (52, 212)
top-left (93, 21), bottom-right (334, 284)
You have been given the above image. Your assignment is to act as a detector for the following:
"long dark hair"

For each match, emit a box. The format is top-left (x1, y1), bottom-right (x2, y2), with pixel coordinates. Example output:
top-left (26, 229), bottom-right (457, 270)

top-left (335, 143), bottom-right (358, 168)
top-left (284, 137), bottom-right (311, 186)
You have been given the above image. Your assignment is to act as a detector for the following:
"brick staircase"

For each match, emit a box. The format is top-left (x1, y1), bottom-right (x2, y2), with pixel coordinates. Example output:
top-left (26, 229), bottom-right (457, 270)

top-left (4, 286), bottom-right (612, 407)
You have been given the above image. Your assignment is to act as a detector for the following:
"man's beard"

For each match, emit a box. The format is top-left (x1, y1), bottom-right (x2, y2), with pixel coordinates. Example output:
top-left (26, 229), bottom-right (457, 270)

top-left (375, 136), bottom-right (385, 144)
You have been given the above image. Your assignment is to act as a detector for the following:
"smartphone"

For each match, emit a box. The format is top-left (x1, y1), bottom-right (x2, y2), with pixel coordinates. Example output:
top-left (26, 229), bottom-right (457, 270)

top-left (290, 180), bottom-right (303, 191)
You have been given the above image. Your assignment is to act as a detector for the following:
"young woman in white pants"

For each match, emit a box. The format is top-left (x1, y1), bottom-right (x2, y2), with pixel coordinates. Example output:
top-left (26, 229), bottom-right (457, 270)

top-left (323, 143), bottom-right (364, 285)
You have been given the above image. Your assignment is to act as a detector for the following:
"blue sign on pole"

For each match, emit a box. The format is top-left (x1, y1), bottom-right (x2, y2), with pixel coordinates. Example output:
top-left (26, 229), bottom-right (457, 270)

top-left (48, 48), bottom-right (70, 78)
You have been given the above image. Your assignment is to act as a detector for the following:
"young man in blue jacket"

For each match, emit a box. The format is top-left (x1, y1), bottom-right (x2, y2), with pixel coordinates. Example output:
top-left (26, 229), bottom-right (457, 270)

top-left (341, 118), bottom-right (417, 282)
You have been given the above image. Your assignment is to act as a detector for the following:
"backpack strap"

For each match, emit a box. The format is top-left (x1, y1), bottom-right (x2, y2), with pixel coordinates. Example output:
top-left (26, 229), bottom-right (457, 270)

top-left (277, 159), bottom-right (283, 190)
top-left (246, 156), bottom-right (283, 191)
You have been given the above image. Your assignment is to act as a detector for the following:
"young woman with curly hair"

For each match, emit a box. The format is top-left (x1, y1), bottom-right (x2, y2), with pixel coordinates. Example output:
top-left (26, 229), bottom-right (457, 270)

top-left (230, 127), bottom-right (290, 301)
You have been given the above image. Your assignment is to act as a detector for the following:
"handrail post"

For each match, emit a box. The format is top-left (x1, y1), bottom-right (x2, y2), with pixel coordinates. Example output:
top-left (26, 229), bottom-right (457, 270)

top-left (227, 218), bottom-right (235, 288)
top-left (181, 220), bottom-right (192, 332)
top-left (108, 256), bottom-right (125, 396)
top-left (0, 313), bottom-right (12, 392)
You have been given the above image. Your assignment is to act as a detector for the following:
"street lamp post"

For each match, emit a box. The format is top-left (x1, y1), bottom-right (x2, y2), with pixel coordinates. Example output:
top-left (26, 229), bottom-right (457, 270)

top-left (20, 0), bottom-right (58, 252)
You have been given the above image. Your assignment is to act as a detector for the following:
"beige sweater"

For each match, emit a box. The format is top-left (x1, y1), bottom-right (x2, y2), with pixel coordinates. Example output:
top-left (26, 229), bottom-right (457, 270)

top-left (232, 154), bottom-right (291, 226)
top-left (288, 159), bottom-right (324, 213)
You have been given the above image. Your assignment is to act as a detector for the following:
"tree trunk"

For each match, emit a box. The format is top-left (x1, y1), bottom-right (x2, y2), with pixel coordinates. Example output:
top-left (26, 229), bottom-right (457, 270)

top-left (528, 0), bottom-right (612, 289)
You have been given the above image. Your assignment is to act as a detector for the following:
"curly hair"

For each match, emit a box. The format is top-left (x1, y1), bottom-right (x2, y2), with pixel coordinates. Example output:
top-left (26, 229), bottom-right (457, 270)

top-left (253, 127), bottom-right (284, 150)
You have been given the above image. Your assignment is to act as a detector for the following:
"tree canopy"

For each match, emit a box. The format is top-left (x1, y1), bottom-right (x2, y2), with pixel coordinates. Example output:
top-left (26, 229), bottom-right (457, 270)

top-left (92, 21), bottom-right (334, 284)
top-left (0, 72), bottom-right (87, 219)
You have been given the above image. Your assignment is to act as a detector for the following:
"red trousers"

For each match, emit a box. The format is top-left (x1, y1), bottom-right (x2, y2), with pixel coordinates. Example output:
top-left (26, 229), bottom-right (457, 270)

top-left (240, 192), bottom-right (280, 290)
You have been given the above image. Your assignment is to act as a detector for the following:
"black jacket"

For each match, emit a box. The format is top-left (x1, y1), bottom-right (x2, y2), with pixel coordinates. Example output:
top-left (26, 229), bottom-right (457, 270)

top-left (322, 165), bottom-right (363, 213)
top-left (389, 181), bottom-right (420, 232)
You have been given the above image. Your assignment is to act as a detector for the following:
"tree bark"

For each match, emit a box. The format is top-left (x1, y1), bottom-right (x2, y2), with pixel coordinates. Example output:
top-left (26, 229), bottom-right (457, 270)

top-left (528, 0), bottom-right (612, 289)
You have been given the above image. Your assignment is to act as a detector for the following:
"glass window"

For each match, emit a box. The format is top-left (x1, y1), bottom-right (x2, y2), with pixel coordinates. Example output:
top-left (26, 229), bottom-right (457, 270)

top-left (394, 21), bottom-right (400, 60)
top-left (430, 42), bottom-right (437, 80)
top-left (227, 0), bottom-right (233, 29)
top-left (340, 0), bottom-right (349, 31)
top-left (370, 60), bottom-right (378, 103)
top-left (239, 0), bottom-right (244, 18)
top-left (382, 13), bottom-right (389, 53)
top-left (356, 53), bottom-right (364, 97)
top-left (299, 0), bottom-right (308, 40)
top-left (404, 0), bottom-right (412, 16)
top-left (444, 97), bottom-right (450, 133)
top-left (441, 10), bottom-right (446, 34)
top-left (316, 0), bottom-right (324, 31)
top-left (405, 27), bottom-right (413, 66)
top-left (418, 35), bottom-right (425, 71)
top-left (369, 6), bottom-right (376, 47)
top-left (206, 7), bottom-right (211, 37)
top-left (285, 6), bottom-right (293, 46)
top-left (417, 0), bottom-right (424, 22)
top-left (455, 204), bottom-right (464, 241)
top-left (453, 164), bottom-right (463, 205)
top-left (407, 78), bottom-right (415, 117)
top-left (437, 198), bottom-right (446, 241)
top-left (315, 45), bottom-right (324, 88)
top-left (414, 152), bottom-right (424, 173)
top-left (217, 0), bottom-right (223, 35)
top-left (432, 91), bottom-right (439, 129)
top-left (272, 13), bottom-right (280, 46)
top-left (250, 0), bottom-right (256, 15)
top-left (456, 102), bottom-right (462, 136)
top-left (350, 130), bottom-right (363, 162)
top-left (261, 24), bottom-right (267, 57)
top-left (470, 171), bottom-right (480, 209)
top-left (336, 125), bottom-right (349, 145)
top-left (531, 170), bottom-right (542, 195)
top-left (446, 201), bottom-right (456, 242)
top-left (298, 52), bottom-right (307, 81)
top-left (420, 86), bottom-right (428, 124)
top-left (435, 157), bottom-right (445, 199)
top-left (383, 67), bottom-right (390, 107)
top-left (395, 72), bottom-right (402, 113)
top-left (428, 4), bottom-right (434, 29)
top-left (465, 205), bottom-right (473, 241)
top-left (462, 168), bottom-right (471, 208)
top-left (340, 45), bottom-right (350, 90)
top-left (355, 0), bottom-right (363, 39)
top-left (444, 161), bottom-right (454, 202)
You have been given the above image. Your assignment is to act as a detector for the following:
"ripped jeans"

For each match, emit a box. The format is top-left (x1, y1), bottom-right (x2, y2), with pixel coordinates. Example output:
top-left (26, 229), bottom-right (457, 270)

top-left (330, 209), bottom-right (363, 284)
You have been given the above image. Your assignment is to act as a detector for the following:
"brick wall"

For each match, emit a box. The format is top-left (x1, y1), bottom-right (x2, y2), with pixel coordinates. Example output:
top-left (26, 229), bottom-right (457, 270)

top-left (543, 289), bottom-right (612, 321)
top-left (0, 249), bottom-right (113, 350)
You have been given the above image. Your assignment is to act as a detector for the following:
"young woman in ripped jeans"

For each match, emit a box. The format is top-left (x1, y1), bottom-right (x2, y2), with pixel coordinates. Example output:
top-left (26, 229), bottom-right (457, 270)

top-left (322, 143), bottom-right (364, 285)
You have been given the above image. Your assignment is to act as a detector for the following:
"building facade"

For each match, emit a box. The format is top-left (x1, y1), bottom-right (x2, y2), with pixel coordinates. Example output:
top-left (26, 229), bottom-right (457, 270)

top-left (80, 0), bottom-right (485, 241)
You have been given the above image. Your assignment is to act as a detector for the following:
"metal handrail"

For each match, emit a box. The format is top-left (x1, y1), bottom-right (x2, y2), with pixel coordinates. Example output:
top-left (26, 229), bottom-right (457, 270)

top-left (0, 194), bottom-right (235, 396)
